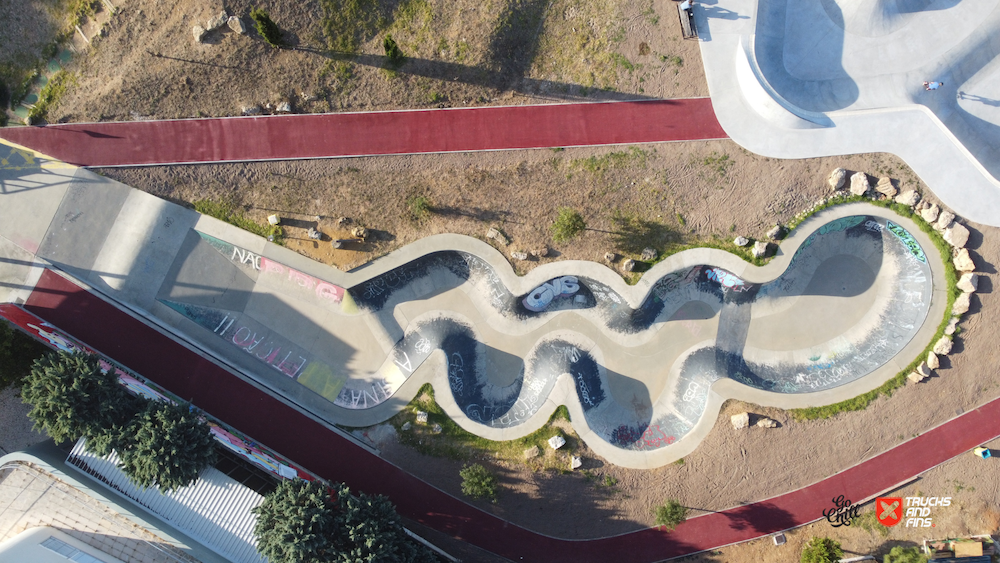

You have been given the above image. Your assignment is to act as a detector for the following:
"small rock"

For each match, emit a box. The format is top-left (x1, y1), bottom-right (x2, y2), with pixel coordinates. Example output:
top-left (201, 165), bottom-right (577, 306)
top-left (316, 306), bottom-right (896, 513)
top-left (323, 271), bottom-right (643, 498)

top-left (752, 241), bottom-right (769, 259)
top-left (944, 223), bottom-right (970, 248)
top-left (953, 248), bottom-right (976, 272)
top-left (933, 337), bottom-right (953, 356)
top-left (944, 317), bottom-right (960, 336)
top-left (241, 105), bottom-right (262, 116)
top-left (604, 252), bottom-right (617, 262)
top-left (547, 435), bottom-right (566, 450)
top-left (511, 251), bottom-right (529, 261)
top-left (267, 214), bottom-right (280, 225)
top-left (621, 258), bottom-right (636, 272)
top-left (894, 190), bottom-right (921, 207)
top-left (916, 361), bottom-right (932, 377)
top-left (756, 417), bottom-right (778, 428)
top-left (530, 247), bottom-right (549, 258)
top-left (228, 15), bottom-right (246, 34)
top-left (849, 172), bottom-right (870, 196)
top-left (766, 225), bottom-right (785, 240)
top-left (401, 421), bottom-right (412, 431)
top-left (416, 411), bottom-right (428, 424)
top-left (935, 210), bottom-right (955, 231)
top-left (875, 177), bottom-right (898, 198)
top-left (207, 10), bottom-right (229, 30)
top-left (351, 226), bottom-right (368, 239)
top-left (307, 227), bottom-right (321, 240)
top-left (952, 292), bottom-right (971, 315)
top-left (486, 227), bottom-right (510, 246)
top-left (927, 352), bottom-right (940, 370)
top-left (734, 236), bottom-right (749, 247)
top-left (957, 272), bottom-right (978, 293)
top-left (524, 446), bottom-right (540, 460)
top-left (920, 203), bottom-right (940, 223)
top-left (916, 200), bottom-right (929, 211)
top-left (640, 247), bottom-right (657, 261)
top-left (907, 372), bottom-right (925, 384)
top-left (731, 412), bottom-right (750, 430)
top-left (276, 101), bottom-right (292, 113)
top-left (431, 423), bottom-right (442, 434)
top-left (828, 168), bottom-right (847, 191)
top-left (570, 456), bottom-right (583, 470)
top-left (193, 25), bottom-right (207, 42)
top-left (337, 216), bottom-right (352, 226)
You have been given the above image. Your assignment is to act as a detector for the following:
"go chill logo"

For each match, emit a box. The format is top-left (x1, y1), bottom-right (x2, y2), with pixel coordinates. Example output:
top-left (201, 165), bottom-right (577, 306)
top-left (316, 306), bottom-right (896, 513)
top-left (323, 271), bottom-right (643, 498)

top-left (876, 496), bottom-right (951, 527)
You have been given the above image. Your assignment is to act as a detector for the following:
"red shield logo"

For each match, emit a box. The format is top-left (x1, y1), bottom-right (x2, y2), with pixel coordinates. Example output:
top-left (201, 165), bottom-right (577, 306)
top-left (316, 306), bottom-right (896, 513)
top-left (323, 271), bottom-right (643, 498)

top-left (876, 497), bottom-right (903, 526)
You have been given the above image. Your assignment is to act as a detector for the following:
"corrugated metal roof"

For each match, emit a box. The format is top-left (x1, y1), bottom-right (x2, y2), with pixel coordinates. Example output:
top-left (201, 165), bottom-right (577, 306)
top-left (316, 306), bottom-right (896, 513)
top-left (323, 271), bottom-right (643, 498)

top-left (67, 439), bottom-right (267, 563)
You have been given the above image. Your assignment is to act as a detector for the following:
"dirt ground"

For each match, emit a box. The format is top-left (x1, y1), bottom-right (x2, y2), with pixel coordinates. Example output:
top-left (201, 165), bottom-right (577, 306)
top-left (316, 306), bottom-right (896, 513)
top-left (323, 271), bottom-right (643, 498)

top-left (7, 1), bottom-right (999, 561)
top-left (30, 0), bottom-right (705, 123)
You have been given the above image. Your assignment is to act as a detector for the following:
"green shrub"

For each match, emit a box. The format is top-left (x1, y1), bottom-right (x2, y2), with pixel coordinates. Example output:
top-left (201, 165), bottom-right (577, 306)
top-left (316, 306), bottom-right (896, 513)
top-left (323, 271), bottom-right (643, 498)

top-left (801, 537), bottom-right (843, 563)
top-left (0, 321), bottom-right (47, 391)
top-left (551, 207), bottom-right (586, 243)
top-left (27, 71), bottom-right (74, 125)
top-left (654, 499), bottom-right (688, 531)
top-left (460, 463), bottom-right (498, 503)
top-left (383, 34), bottom-right (404, 66)
top-left (407, 195), bottom-right (432, 222)
top-left (884, 546), bottom-right (927, 563)
top-left (250, 7), bottom-right (284, 47)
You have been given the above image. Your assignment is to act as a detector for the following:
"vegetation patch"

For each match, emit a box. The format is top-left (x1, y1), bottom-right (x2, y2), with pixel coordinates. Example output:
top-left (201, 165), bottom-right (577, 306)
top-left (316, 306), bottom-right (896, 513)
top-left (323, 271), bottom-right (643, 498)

top-left (654, 499), bottom-right (688, 531)
top-left (0, 321), bottom-right (48, 392)
top-left (379, 384), bottom-right (578, 471)
top-left (27, 70), bottom-right (74, 125)
top-left (460, 463), bottom-right (498, 502)
top-left (572, 146), bottom-right (650, 177)
top-left (250, 7), bottom-right (285, 48)
top-left (193, 199), bottom-right (285, 245)
top-left (551, 207), bottom-right (586, 243)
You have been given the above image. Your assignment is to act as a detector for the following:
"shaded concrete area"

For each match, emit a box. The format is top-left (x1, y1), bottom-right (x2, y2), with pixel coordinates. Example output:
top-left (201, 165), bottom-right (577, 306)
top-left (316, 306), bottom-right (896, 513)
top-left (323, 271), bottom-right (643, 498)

top-left (0, 141), bottom-right (947, 469)
top-left (698, 0), bottom-right (1000, 226)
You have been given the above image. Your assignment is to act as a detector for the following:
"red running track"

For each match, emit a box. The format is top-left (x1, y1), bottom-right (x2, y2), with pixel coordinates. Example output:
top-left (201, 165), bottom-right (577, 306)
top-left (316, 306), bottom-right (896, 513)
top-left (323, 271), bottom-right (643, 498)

top-left (0, 99), bottom-right (726, 167)
top-left (23, 269), bottom-right (1000, 562)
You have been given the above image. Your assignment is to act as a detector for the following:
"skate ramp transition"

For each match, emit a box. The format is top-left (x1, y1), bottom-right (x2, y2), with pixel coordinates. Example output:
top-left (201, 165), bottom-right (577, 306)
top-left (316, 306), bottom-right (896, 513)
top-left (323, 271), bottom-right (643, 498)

top-left (152, 207), bottom-right (942, 468)
top-left (703, 0), bottom-right (1000, 226)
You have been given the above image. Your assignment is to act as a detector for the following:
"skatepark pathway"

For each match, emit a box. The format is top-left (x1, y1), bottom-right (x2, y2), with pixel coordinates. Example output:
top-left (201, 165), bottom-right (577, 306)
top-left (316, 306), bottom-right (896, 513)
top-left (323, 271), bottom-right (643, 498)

top-left (20, 269), bottom-right (1000, 562)
top-left (0, 99), bottom-right (726, 167)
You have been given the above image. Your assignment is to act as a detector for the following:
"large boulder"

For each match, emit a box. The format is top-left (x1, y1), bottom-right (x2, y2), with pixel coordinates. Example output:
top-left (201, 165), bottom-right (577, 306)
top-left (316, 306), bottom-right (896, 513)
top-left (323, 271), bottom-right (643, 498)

top-left (734, 236), bottom-right (749, 247)
top-left (207, 10), bottom-right (229, 30)
top-left (952, 292), bottom-right (971, 315)
top-left (927, 351), bottom-right (940, 370)
top-left (907, 372), bottom-right (926, 384)
top-left (622, 258), bottom-right (636, 272)
top-left (849, 172), bottom-right (870, 196)
top-left (935, 210), bottom-right (955, 231)
top-left (752, 241), bottom-right (769, 258)
top-left (944, 317), bottom-right (960, 336)
top-left (640, 247), bottom-right (658, 261)
top-left (916, 361), bottom-right (932, 378)
top-left (766, 225), bottom-right (785, 240)
top-left (957, 272), bottom-right (978, 293)
top-left (933, 337), bottom-right (953, 356)
top-left (920, 203), bottom-right (940, 223)
top-left (228, 15), bottom-right (246, 34)
top-left (944, 223), bottom-right (970, 248)
top-left (731, 413), bottom-right (750, 430)
top-left (953, 248), bottom-right (976, 272)
top-left (756, 417), bottom-right (778, 428)
top-left (828, 168), bottom-right (847, 191)
top-left (894, 190), bottom-right (921, 207)
top-left (875, 177), bottom-right (898, 198)
top-left (193, 25), bottom-right (207, 42)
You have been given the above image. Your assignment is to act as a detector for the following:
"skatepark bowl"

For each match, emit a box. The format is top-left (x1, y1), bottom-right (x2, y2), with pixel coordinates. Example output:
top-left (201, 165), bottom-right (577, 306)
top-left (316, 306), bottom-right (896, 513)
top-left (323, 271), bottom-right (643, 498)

top-left (154, 206), bottom-right (942, 468)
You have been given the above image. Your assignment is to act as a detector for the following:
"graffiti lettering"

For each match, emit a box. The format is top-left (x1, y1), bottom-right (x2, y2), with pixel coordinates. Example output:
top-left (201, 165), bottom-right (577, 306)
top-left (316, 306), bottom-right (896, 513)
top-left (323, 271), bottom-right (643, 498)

top-left (706, 268), bottom-right (749, 292)
top-left (231, 247), bottom-right (262, 270)
top-left (523, 276), bottom-right (581, 312)
top-left (681, 381), bottom-right (701, 402)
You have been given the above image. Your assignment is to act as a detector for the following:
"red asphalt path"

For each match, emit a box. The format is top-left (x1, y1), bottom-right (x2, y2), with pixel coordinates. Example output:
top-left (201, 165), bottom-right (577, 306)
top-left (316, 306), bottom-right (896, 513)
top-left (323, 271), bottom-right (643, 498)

top-left (0, 99), bottom-right (726, 167)
top-left (23, 269), bottom-right (1000, 562)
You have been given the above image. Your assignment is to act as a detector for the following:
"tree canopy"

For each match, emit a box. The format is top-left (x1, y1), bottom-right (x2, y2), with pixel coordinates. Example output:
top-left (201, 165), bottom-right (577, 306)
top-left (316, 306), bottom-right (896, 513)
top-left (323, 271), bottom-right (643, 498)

top-left (801, 537), bottom-right (844, 563)
top-left (116, 399), bottom-right (217, 492)
top-left (0, 321), bottom-right (47, 392)
top-left (21, 351), bottom-right (137, 445)
top-left (254, 480), bottom-right (438, 563)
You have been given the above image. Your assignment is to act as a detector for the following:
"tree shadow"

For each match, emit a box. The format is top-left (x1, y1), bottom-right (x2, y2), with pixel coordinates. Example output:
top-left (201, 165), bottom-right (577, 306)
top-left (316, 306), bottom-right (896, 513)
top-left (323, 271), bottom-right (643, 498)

top-left (610, 214), bottom-right (683, 254)
top-left (485, 0), bottom-right (550, 87)
top-left (429, 205), bottom-right (512, 223)
top-left (721, 502), bottom-right (796, 535)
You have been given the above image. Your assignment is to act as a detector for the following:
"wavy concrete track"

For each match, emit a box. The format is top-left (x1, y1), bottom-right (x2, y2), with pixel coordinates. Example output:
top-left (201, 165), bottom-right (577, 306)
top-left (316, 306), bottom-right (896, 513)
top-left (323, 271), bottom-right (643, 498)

top-left (0, 98), bottom-right (726, 167)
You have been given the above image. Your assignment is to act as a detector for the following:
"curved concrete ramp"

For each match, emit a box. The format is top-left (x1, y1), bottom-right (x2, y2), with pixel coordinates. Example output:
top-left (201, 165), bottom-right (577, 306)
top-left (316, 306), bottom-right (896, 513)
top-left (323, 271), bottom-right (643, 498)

top-left (699, 0), bottom-right (1000, 226)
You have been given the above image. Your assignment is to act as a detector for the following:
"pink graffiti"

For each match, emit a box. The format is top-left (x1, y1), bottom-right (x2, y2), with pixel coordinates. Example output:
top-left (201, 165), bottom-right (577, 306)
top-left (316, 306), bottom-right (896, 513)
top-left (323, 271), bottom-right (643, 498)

top-left (259, 257), bottom-right (345, 304)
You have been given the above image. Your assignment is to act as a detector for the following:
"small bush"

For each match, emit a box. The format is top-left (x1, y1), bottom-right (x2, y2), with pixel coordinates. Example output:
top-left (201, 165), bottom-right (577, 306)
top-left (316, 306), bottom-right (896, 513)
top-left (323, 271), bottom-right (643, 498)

top-left (884, 546), bottom-right (927, 563)
top-left (460, 463), bottom-right (498, 503)
top-left (654, 499), bottom-right (688, 531)
top-left (27, 71), bottom-right (74, 125)
top-left (383, 34), bottom-right (404, 66)
top-left (800, 537), bottom-right (843, 563)
top-left (551, 207), bottom-right (586, 243)
top-left (407, 195), bottom-right (432, 222)
top-left (250, 7), bottom-right (284, 47)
